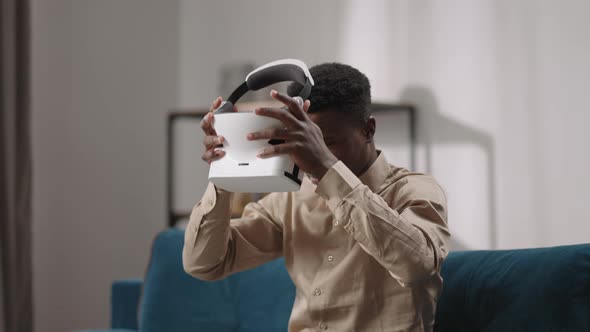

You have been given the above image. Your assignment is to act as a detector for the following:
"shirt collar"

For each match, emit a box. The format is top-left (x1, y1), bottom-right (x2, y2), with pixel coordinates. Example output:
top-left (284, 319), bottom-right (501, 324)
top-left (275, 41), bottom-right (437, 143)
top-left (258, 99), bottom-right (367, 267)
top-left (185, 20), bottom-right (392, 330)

top-left (358, 151), bottom-right (389, 192)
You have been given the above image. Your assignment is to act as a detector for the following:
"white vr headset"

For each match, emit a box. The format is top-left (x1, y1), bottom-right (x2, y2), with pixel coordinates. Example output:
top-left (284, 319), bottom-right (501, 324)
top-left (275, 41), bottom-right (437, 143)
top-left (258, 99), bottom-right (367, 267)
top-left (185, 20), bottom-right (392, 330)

top-left (208, 59), bottom-right (314, 193)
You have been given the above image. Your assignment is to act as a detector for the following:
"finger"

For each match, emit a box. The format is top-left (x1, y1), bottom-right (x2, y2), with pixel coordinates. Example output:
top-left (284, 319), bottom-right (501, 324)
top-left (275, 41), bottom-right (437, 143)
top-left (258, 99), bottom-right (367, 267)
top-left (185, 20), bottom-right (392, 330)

top-left (200, 112), bottom-right (217, 136)
top-left (202, 97), bottom-right (223, 135)
top-left (303, 99), bottom-right (311, 113)
top-left (203, 135), bottom-right (224, 149)
top-left (270, 90), bottom-right (306, 120)
top-left (257, 142), bottom-right (298, 158)
top-left (254, 107), bottom-right (299, 127)
top-left (209, 96), bottom-right (223, 113)
top-left (246, 128), bottom-right (299, 141)
top-left (202, 148), bottom-right (225, 163)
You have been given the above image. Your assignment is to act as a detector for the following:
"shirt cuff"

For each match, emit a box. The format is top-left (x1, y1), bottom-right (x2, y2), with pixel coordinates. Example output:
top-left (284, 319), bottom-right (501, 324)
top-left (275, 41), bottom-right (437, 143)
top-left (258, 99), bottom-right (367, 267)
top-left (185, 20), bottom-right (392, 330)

top-left (315, 161), bottom-right (362, 212)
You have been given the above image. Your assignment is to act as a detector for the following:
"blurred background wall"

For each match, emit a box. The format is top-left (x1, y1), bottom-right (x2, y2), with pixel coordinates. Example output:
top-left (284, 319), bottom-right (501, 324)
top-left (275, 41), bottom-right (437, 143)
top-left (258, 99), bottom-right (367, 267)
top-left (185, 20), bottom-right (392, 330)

top-left (31, 1), bottom-right (178, 330)
top-left (30, 0), bottom-right (589, 330)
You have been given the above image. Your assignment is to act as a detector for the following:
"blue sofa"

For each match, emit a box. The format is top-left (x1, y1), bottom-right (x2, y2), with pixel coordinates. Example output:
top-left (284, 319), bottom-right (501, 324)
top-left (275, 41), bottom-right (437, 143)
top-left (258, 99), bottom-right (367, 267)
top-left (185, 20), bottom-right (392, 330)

top-left (84, 229), bottom-right (590, 332)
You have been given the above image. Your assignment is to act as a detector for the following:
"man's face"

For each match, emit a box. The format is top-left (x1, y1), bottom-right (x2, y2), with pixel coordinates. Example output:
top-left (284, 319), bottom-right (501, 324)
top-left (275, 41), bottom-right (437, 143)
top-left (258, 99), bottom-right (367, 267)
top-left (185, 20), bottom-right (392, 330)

top-left (308, 108), bottom-right (374, 177)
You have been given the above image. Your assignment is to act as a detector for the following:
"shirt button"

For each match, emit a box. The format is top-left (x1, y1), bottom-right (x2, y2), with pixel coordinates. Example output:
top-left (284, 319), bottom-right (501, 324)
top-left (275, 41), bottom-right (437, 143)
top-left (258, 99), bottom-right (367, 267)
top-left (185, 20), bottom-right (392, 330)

top-left (327, 255), bottom-right (334, 262)
top-left (334, 220), bottom-right (339, 226)
top-left (320, 322), bottom-right (327, 330)
top-left (314, 288), bottom-right (321, 296)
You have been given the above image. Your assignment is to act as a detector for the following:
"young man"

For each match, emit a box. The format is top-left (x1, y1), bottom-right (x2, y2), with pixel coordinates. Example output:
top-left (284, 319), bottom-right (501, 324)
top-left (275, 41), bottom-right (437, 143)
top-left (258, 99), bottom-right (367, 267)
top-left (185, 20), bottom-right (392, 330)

top-left (183, 63), bottom-right (450, 331)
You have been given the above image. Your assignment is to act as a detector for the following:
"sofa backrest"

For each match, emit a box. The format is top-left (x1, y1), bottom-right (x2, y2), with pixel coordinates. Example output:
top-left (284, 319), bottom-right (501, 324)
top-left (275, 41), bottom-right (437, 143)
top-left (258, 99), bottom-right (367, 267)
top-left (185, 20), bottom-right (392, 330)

top-left (139, 228), bottom-right (295, 332)
top-left (435, 244), bottom-right (590, 332)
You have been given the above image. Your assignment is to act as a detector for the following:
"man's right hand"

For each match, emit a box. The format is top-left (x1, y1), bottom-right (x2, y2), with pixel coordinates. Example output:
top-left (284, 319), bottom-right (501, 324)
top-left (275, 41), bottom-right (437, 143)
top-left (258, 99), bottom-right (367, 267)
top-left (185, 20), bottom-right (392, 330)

top-left (201, 97), bottom-right (236, 164)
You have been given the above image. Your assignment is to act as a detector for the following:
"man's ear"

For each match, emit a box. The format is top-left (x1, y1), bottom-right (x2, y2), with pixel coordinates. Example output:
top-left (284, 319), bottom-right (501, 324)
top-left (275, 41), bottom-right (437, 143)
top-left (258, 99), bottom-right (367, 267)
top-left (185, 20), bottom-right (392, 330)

top-left (363, 117), bottom-right (376, 143)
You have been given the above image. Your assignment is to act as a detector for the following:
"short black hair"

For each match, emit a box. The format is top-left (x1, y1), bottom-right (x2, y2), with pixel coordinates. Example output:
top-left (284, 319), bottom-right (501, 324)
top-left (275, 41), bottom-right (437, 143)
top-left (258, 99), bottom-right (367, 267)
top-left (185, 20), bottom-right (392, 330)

top-left (287, 62), bottom-right (371, 123)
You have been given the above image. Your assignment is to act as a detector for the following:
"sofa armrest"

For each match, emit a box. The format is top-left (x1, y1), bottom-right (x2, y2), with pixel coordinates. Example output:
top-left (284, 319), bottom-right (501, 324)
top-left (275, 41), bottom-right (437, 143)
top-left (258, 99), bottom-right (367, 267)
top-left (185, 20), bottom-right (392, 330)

top-left (111, 278), bottom-right (142, 330)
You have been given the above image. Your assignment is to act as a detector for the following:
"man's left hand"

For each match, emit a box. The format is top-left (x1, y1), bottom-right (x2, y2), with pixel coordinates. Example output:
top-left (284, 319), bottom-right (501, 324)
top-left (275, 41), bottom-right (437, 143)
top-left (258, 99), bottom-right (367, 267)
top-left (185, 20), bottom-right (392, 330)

top-left (247, 90), bottom-right (338, 182)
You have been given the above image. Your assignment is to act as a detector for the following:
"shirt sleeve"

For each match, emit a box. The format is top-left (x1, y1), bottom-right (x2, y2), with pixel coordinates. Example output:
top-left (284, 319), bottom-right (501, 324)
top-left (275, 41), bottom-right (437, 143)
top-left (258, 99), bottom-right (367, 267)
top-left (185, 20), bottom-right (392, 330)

top-left (315, 161), bottom-right (450, 287)
top-left (182, 182), bottom-right (284, 281)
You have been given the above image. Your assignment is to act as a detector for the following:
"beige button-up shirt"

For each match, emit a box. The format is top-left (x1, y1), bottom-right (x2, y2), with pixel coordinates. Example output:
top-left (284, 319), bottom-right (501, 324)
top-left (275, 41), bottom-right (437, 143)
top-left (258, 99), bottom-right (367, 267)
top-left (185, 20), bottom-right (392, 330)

top-left (183, 152), bottom-right (450, 331)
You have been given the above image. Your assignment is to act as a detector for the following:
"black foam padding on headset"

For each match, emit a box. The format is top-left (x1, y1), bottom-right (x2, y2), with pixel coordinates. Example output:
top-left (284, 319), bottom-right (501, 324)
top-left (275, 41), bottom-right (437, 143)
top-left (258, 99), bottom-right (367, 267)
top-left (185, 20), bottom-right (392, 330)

top-left (219, 62), bottom-right (313, 113)
top-left (227, 82), bottom-right (249, 105)
top-left (246, 64), bottom-right (308, 91)
top-left (299, 80), bottom-right (312, 100)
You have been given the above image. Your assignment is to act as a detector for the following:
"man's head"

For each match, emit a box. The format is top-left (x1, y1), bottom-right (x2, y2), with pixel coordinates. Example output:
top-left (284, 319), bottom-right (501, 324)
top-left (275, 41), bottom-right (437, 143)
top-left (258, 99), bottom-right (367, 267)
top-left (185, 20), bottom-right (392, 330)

top-left (288, 62), bottom-right (377, 177)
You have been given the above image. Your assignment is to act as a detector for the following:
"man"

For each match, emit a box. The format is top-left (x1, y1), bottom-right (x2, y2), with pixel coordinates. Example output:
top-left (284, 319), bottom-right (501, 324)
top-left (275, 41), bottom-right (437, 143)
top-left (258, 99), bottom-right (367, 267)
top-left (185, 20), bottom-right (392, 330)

top-left (183, 63), bottom-right (450, 331)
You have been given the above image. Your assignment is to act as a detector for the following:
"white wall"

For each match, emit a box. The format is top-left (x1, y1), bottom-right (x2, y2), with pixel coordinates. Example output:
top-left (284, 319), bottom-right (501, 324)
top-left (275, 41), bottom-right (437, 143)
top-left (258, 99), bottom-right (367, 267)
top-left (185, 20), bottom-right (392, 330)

top-left (31, 1), bottom-right (179, 331)
top-left (526, 0), bottom-right (590, 246)
top-left (178, 0), bottom-right (345, 108)
top-left (399, 0), bottom-right (590, 249)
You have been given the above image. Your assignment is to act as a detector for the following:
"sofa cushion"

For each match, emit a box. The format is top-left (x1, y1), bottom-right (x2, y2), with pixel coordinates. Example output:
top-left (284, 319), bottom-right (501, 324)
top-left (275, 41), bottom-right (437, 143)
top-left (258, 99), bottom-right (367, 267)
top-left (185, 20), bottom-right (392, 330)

top-left (79, 330), bottom-right (137, 332)
top-left (140, 229), bottom-right (238, 332)
top-left (228, 258), bottom-right (295, 332)
top-left (435, 244), bottom-right (590, 332)
top-left (111, 279), bottom-right (142, 330)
